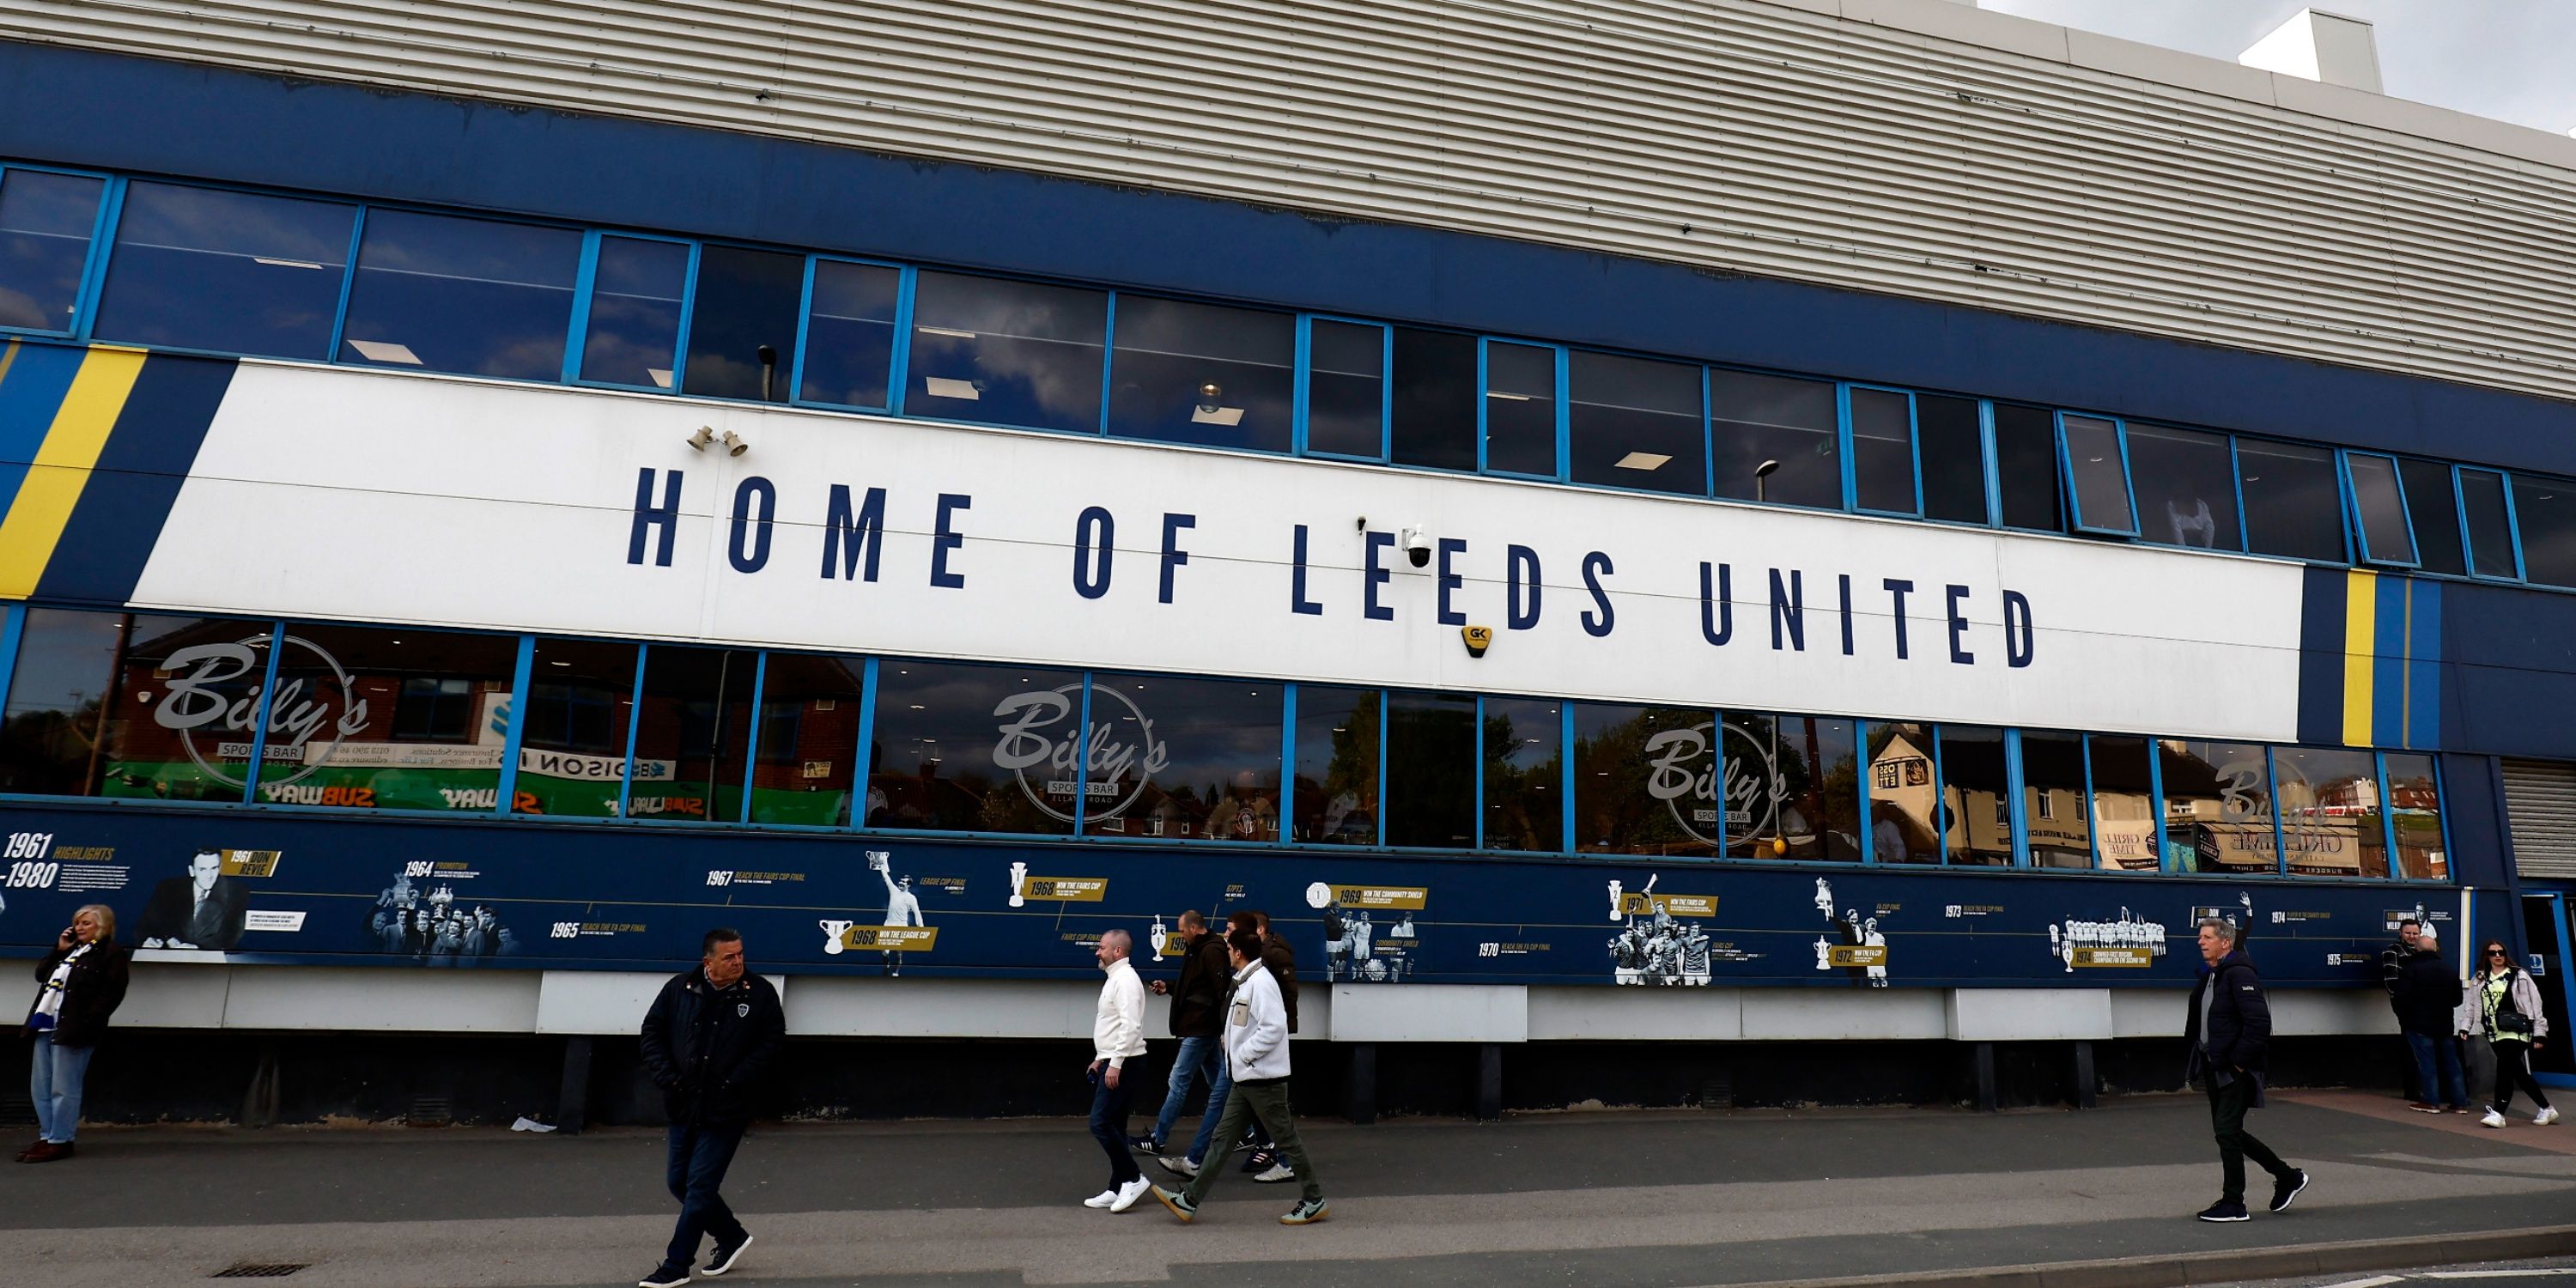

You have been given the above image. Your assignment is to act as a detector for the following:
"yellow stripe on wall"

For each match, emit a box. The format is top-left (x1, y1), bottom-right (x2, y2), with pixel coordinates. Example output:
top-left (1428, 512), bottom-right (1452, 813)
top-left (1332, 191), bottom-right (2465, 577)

top-left (0, 348), bottom-right (148, 598)
top-left (2341, 568), bottom-right (2376, 747)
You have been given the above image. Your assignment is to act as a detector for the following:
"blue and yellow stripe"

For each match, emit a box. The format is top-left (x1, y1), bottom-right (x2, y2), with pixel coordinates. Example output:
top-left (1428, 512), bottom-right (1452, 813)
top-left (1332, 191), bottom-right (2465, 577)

top-left (0, 340), bottom-right (234, 606)
top-left (2299, 566), bottom-right (2442, 750)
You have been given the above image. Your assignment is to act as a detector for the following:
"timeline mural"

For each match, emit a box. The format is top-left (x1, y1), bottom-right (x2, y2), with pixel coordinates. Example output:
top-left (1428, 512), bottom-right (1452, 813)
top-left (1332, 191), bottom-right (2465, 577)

top-left (0, 803), bottom-right (2439, 989)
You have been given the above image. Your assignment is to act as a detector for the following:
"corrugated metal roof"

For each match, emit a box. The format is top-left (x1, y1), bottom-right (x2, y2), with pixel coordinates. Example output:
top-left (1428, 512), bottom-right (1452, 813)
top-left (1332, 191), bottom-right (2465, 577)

top-left (9, 0), bottom-right (2576, 402)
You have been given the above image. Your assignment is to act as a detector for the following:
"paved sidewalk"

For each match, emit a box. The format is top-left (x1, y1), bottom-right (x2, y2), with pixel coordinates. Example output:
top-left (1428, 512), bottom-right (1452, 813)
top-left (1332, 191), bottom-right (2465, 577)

top-left (4, 1090), bottom-right (2573, 1288)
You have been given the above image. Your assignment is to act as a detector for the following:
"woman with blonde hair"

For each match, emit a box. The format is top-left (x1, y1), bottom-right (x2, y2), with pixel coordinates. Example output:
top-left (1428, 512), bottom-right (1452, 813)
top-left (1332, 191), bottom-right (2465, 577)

top-left (20, 903), bottom-right (130, 1163)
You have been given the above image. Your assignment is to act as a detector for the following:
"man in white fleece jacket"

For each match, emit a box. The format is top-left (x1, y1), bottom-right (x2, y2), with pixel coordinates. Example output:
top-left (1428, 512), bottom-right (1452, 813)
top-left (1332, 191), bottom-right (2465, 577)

top-left (1152, 926), bottom-right (1328, 1225)
top-left (1084, 928), bottom-right (1151, 1213)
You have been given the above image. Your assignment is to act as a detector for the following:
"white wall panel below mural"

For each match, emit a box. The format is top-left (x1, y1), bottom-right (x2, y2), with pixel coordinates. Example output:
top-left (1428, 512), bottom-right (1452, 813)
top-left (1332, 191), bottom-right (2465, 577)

top-left (7, 0), bottom-right (2576, 400)
top-left (133, 365), bottom-right (2307, 740)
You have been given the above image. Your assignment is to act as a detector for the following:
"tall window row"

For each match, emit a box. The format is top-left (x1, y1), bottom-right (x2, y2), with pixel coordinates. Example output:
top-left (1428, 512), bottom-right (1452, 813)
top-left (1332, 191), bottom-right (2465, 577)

top-left (0, 605), bottom-right (2450, 882)
top-left (3, 161), bottom-right (2567, 586)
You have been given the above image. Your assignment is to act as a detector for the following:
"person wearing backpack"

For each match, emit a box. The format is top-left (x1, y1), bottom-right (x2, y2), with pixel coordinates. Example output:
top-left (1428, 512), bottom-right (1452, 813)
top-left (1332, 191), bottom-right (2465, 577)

top-left (2458, 939), bottom-right (2559, 1128)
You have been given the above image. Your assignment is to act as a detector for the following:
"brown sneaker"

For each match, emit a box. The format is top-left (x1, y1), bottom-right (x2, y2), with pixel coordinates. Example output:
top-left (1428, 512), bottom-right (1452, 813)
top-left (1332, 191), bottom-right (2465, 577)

top-left (20, 1141), bottom-right (68, 1163)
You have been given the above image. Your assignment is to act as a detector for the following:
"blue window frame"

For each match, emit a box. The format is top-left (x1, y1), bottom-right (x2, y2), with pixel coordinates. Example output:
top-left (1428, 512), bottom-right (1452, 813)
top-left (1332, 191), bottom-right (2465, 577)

top-left (682, 242), bottom-right (805, 404)
top-left (1567, 349), bottom-right (1704, 496)
top-left (1845, 384), bottom-right (1923, 517)
top-left (1106, 295), bottom-right (1296, 453)
top-left (2056, 413), bottom-right (2140, 537)
top-left (0, 165), bottom-right (111, 336)
top-left (2511, 472), bottom-right (2576, 590)
top-left (1479, 338), bottom-right (1563, 479)
top-left (338, 207), bottom-right (582, 380)
top-left (2458, 466), bottom-right (2524, 581)
top-left (1300, 316), bottom-right (1390, 461)
top-left (92, 180), bottom-right (356, 359)
top-left (794, 256), bottom-right (904, 412)
top-left (568, 231), bottom-right (693, 392)
top-left (1915, 393), bottom-right (1988, 526)
top-left (2342, 451), bottom-right (2421, 568)
top-left (905, 269), bottom-right (1108, 434)
top-left (2396, 458), bottom-right (2468, 577)
top-left (2239, 437), bottom-right (2351, 563)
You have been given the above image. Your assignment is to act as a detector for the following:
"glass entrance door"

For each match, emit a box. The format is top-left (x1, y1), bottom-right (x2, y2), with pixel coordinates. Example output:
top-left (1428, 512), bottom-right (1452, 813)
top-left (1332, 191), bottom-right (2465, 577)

top-left (2523, 893), bottom-right (2575, 1084)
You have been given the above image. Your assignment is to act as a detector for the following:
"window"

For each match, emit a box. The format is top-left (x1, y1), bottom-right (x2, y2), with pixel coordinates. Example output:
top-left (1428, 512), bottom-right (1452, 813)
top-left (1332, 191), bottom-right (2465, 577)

top-left (253, 624), bottom-right (517, 811)
top-left (2274, 746), bottom-right (2387, 878)
top-left (1992, 403), bottom-right (2063, 531)
top-left (1386, 691), bottom-right (1476, 848)
top-left (1569, 351), bottom-right (1702, 495)
top-left (339, 209), bottom-right (580, 380)
top-left (1481, 697), bottom-right (1563, 851)
top-left (2345, 453), bottom-right (2419, 567)
top-left (1937, 725), bottom-right (2010, 865)
top-left (1291, 685), bottom-right (1379, 844)
top-left (2126, 424), bottom-right (2239, 550)
top-left (518, 639), bottom-right (640, 817)
top-left (0, 168), bottom-right (105, 333)
top-left (0, 611), bottom-right (271, 801)
top-left (865, 660), bottom-right (1082, 834)
top-left (1081, 674), bottom-right (1280, 841)
top-left (1575, 703), bottom-right (1719, 857)
top-left (1303, 319), bottom-right (1386, 459)
top-left (2459, 467), bottom-right (2521, 580)
top-left (2087, 736), bottom-right (2159, 871)
top-left (2159, 739), bottom-right (2274, 874)
top-left (2020, 731), bottom-right (2089, 869)
top-left (1482, 340), bottom-right (1559, 477)
top-left (1865, 721), bottom-right (1941, 863)
top-left (2239, 439), bottom-right (2347, 562)
top-left (908, 271), bottom-right (1106, 433)
top-left (1710, 370), bottom-right (1838, 508)
top-left (683, 245), bottom-right (803, 402)
top-left (798, 258), bottom-right (902, 410)
top-left (2383, 753), bottom-right (2445, 880)
top-left (1723, 713), bottom-right (1858, 861)
top-left (93, 182), bottom-right (355, 358)
top-left (624, 646), bottom-right (758, 823)
top-left (2512, 474), bottom-right (2576, 589)
top-left (1107, 296), bottom-right (1294, 453)
top-left (2397, 459), bottom-right (2467, 577)
top-left (574, 234), bottom-right (689, 390)
top-left (748, 653), bottom-right (865, 826)
top-left (1389, 328), bottom-right (1477, 471)
top-left (1848, 387), bottom-right (1918, 515)
top-left (2057, 415), bottom-right (2137, 536)
top-left (1916, 394), bottom-right (1987, 524)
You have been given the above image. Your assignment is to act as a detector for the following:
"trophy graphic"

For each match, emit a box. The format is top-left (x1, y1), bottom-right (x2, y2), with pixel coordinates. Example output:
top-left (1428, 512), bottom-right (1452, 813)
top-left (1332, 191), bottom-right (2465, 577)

top-left (1606, 878), bottom-right (1625, 923)
top-left (1148, 914), bottom-right (1170, 956)
top-left (819, 920), bottom-right (854, 955)
top-left (1008, 860), bottom-right (1030, 908)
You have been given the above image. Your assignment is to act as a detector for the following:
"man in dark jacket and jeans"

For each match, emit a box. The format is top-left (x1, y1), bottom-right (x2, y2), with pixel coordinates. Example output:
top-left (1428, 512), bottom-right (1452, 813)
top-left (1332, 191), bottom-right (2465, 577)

top-left (2394, 927), bottom-right (2469, 1113)
top-left (2185, 917), bottom-right (2306, 1223)
top-left (637, 928), bottom-right (786, 1287)
top-left (1139, 911), bottom-right (1227, 1153)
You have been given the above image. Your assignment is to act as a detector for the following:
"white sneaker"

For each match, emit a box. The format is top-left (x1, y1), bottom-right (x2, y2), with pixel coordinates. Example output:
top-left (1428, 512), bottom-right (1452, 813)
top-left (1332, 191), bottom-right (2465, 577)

top-left (2538, 1106), bottom-right (2562, 1126)
top-left (1110, 1176), bottom-right (1152, 1212)
top-left (1157, 1154), bottom-right (1200, 1178)
top-left (1254, 1162), bottom-right (1297, 1183)
top-left (1083, 1188), bottom-right (1119, 1209)
top-left (2480, 1109), bottom-right (2506, 1128)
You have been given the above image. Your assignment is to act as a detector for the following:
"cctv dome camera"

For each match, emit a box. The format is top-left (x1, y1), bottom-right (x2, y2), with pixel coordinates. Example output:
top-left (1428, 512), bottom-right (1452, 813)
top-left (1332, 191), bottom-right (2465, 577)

top-left (1401, 525), bottom-right (1432, 568)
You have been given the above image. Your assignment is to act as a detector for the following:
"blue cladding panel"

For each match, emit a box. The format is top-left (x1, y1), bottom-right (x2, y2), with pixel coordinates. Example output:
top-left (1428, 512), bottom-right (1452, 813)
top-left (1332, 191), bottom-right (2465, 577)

top-left (2441, 580), bottom-right (2576, 760)
top-left (34, 352), bottom-right (235, 605)
top-left (2295, 567), bottom-right (2346, 747)
top-left (0, 339), bottom-right (86, 512)
top-left (2372, 575), bottom-right (2407, 748)
top-left (2406, 579), bottom-right (2441, 750)
top-left (3, 41), bottom-right (2576, 476)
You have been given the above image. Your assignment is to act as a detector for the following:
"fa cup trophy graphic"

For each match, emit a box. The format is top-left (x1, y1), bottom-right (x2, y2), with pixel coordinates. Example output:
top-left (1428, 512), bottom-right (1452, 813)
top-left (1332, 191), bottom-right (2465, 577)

top-left (1008, 860), bottom-right (1030, 908)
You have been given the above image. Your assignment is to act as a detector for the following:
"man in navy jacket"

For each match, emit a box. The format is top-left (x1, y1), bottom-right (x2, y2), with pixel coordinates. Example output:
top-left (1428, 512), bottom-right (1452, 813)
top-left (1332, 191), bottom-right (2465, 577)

top-left (636, 928), bottom-right (785, 1286)
top-left (2184, 917), bottom-right (2307, 1223)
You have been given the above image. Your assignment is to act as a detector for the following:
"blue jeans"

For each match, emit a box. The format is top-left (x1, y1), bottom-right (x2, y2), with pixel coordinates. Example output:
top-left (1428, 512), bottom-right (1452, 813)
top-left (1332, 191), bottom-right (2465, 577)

top-left (30, 1032), bottom-right (96, 1145)
top-left (2405, 1030), bottom-right (2467, 1109)
top-left (1088, 1067), bottom-right (1140, 1186)
top-left (663, 1122), bottom-right (749, 1271)
top-left (1149, 1036), bottom-right (1219, 1148)
top-left (1185, 1054), bottom-right (1235, 1163)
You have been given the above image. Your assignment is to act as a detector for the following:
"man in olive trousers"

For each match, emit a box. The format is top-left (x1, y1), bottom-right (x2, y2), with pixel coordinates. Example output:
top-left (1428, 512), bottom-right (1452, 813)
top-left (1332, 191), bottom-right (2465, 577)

top-left (1151, 926), bottom-right (1327, 1225)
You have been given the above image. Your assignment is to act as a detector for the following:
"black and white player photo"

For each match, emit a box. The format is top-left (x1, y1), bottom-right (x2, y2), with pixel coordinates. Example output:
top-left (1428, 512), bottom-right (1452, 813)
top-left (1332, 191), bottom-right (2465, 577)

top-left (136, 846), bottom-right (248, 951)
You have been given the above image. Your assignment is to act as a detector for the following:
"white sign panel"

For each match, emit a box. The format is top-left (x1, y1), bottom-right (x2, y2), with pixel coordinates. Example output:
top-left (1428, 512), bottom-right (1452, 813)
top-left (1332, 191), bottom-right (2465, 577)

top-left (135, 365), bottom-right (2306, 740)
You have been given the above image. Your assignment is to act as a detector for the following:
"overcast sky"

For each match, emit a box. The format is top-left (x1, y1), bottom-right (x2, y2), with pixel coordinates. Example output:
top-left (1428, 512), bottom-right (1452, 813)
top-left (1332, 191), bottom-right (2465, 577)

top-left (1978, 0), bottom-right (2576, 136)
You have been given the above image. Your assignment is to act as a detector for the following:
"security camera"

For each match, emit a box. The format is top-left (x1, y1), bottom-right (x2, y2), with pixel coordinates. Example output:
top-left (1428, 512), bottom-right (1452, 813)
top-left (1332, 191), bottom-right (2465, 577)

top-left (1401, 525), bottom-right (1431, 568)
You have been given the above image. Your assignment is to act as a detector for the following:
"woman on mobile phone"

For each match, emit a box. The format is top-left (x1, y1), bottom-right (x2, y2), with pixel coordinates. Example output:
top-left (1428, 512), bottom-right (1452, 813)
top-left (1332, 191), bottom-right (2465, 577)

top-left (20, 904), bottom-right (130, 1163)
top-left (2458, 939), bottom-right (2558, 1129)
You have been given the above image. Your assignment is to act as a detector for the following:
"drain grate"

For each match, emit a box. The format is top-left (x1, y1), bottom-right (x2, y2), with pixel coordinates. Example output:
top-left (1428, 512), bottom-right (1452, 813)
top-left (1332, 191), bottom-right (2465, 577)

top-left (407, 1094), bottom-right (453, 1128)
top-left (210, 1263), bottom-right (308, 1279)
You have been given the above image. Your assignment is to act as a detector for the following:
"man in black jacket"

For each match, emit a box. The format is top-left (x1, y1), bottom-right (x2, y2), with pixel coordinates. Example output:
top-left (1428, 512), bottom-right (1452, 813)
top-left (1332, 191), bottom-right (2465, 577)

top-left (2380, 918), bottom-right (2422, 1100)
top-left (636, 928), bottom-right (785, 1287)
top-left (2184, 917), bottom-right (2306, 1223)
top-left (1138, 911), bottom-right (1227, 1153)
top-left (2394, 927), bottom-right (2469, 1113)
